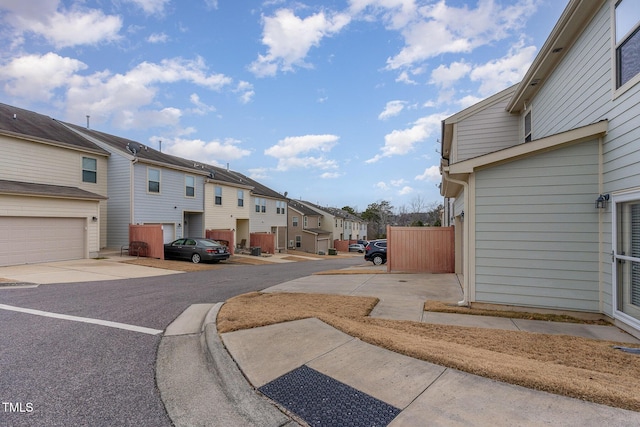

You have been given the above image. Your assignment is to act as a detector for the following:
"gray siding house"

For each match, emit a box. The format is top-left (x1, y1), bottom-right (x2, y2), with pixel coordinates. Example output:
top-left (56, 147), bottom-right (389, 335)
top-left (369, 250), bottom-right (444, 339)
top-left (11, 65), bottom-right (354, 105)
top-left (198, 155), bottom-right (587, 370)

top-left (65, 123), bottom-right (209, 247)
top-left (440, 0), bottom-right (640, 337)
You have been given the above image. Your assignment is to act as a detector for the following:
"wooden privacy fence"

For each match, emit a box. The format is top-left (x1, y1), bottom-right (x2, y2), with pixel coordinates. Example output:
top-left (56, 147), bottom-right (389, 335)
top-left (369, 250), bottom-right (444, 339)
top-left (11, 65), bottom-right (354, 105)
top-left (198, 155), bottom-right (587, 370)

top-left (387, 226), bottom-right (454, 273)
top-left (250, 233), bottom-right (275, 254)
top-left (129, 224), bottom-right (164, 259)
top-left (206, 229), bottom-right (236, 255)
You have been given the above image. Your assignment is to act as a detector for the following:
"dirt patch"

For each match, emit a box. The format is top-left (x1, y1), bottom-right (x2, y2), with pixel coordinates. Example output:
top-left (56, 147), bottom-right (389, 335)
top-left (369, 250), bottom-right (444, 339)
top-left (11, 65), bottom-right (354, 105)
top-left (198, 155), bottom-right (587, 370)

top-left (218, 292), bottom-right (640, 412)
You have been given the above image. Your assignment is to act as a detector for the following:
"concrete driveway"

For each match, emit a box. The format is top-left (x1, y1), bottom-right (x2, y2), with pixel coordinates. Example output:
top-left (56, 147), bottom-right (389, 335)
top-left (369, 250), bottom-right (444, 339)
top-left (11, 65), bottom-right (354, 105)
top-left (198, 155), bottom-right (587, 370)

top-left (0, 258), bottom-right (182, 285)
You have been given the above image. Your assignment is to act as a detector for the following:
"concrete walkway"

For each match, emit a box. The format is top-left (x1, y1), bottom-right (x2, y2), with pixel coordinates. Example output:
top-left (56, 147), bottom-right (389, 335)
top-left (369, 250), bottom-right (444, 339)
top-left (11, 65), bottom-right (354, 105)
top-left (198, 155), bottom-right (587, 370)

top-left (159, 271), bottom-right (640, 426)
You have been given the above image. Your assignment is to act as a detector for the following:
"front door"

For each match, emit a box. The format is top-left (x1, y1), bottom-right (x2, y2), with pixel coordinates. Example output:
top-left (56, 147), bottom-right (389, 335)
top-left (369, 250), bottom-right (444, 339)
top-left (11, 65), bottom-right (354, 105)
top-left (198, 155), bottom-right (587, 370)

top-left (614, 193), bottom-right (640, 327)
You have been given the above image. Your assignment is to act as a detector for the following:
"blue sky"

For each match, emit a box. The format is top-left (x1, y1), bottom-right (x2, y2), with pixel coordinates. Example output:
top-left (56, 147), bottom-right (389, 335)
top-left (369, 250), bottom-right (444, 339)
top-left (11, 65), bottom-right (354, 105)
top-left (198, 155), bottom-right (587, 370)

top-left (0, 0), bottom-right (567, 213)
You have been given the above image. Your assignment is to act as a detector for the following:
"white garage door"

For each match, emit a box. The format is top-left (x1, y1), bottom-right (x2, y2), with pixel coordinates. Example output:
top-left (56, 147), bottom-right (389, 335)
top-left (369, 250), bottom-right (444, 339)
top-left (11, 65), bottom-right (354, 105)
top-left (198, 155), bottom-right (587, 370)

top-left (0, 217), bottom-right (85, 266)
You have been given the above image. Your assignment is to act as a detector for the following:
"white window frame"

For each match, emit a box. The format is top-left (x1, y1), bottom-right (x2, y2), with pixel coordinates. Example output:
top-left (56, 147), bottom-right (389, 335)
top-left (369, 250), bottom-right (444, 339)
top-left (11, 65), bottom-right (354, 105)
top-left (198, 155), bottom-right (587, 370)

top-left (148, 168), bottom-right (160, 194)
top-left (612, 189), bottom-right (640, 331)
top-left (523, 108), bottom-right (532, 143)
top-left (82, 157), bottom-right (97, 183)
top-left (237, 190), bottom-right (244, 207)
top-left (215, 186), bottom-right (222, 205)
top-left (185, 175), bottom-right (195, 198)
top-left (292, 216), bottom-right (299, 227)
top-left (613, 0), bottom-right (640, 96)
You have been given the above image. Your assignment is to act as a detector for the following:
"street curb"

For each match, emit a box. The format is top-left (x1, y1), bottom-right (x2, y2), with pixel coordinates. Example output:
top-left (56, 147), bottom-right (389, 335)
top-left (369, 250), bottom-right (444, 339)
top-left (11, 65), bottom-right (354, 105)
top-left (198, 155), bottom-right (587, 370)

top-left (202, 303), bottom-right (300, 427)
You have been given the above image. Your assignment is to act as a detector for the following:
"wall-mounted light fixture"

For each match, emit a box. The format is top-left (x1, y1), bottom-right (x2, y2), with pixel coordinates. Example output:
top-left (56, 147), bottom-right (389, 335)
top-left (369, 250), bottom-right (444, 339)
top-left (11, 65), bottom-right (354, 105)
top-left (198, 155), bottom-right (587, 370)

top-left (595, 194), bottom-right (610, 209)
top-left (92, 216), bottom-right (98, 222)
top-left (460, 210), bottom-right (464, 221)
top-left (177, 223), bottom-right (182, 228)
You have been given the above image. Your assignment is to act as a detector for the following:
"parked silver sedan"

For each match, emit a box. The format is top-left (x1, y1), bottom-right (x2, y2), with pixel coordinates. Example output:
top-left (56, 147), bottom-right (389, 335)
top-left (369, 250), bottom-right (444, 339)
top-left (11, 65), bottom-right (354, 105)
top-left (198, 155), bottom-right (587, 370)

top-left (164, 238), bottom-right (230, 264)
top-left (348, 243), bottom-right (365, 253)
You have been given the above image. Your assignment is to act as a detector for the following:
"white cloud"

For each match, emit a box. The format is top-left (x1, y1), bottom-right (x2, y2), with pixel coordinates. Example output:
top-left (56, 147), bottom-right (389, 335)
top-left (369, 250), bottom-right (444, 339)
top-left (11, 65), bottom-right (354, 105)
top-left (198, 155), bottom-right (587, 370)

top-left (147, 32), bottom-right (169, 43)
top-left (366, 113), bottom-right (442, 163)
top-left (127, 0), bottom-right (171, 15)
top-left (430, 61), bottom-right (471, 88)
top-left (235, 81), bottom-right (255, 104)
top-left (378, 100), bottom-right (406, 120)
top-left (265, 134), bottom-right (340, 172)
top-left (398, 186), bottom-right (413, 195)
top-left (470, 41), bottom-right (537, 96)
top-left (390, 178), bottom-right (408, 187)
top-left (385, 0), bottom-right (538, 70)
top-left (375, 181), bottom-right (389, 191)
top-left (395, 70), bottom-right (417, 85)
top-left (189, 93), bottom-right (216, 115)
top-left (163, 137), bottom-right (251, 164)
top-left (1, 1), bottom-right (122, 48)
top-left (250, 8), bottom-right (350, 77)
top-left (64, 56), bottom-right (233, 129)
top-left (415, 165), bottom-right (440, 182)
top-left (0, 52), bottom-right (87, 101)
top-left (320, 172), bottom-right (341, 179)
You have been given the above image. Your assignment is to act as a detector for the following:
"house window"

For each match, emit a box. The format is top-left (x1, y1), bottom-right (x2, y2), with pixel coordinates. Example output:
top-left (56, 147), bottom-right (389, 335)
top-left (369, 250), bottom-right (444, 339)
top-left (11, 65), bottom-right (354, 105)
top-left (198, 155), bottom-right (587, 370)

top-left (292, 216), bottom-right (299, 226)
top-left (237, 190), bottom-right (244, 207)
top-left (616, 0), bottom-right (640, 88)
top-left (614, 193), bottom-right (640, 325)
top-left (318, 218), bottom-right (321, 227)
top-left (215, 186), bottom-right (222, 205)
top-left (148, 168), bottom-right (160, 193)
top-left (185, 176), bottom-right (195, 197)
top-left (82, 157), bottom-right (97, 183)
top-left (255, 198), bottom-right (266, 213)
top-left (295, 235), bottom-right (301, 248)
top-left (276, 201), bottom-right (286, 214)
top-left (304, 217), bottom-right (308, 228)
top-left (524, 110), bottom-right (532, 142)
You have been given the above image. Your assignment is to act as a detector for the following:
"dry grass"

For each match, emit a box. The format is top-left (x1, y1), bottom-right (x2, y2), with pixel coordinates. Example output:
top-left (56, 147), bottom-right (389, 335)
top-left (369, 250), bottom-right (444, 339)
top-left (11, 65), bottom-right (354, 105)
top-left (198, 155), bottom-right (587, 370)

top-left (218, 292), bottom-right (640, 412)
top-left (424, 300), bottom-right (611, 325)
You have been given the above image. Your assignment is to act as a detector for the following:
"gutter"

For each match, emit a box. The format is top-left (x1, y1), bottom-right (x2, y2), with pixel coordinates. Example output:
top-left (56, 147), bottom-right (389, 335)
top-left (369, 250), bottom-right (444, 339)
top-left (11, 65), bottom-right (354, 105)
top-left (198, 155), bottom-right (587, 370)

top-left (442, 169), bottom-right (470, 307)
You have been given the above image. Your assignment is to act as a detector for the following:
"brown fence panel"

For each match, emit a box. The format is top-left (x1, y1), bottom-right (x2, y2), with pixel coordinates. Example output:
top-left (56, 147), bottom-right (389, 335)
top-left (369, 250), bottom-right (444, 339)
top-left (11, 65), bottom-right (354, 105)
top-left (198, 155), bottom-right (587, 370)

top-left (129, 224), bottom-right (164, 259)
top-left (387, 226), bottom-right (454, 273)
top-left (250, 233), bottom-right (275, 254)
top-left (206, 229), bottom-right (236, 255)
top-left (333, 240), bottom-right (349, 252)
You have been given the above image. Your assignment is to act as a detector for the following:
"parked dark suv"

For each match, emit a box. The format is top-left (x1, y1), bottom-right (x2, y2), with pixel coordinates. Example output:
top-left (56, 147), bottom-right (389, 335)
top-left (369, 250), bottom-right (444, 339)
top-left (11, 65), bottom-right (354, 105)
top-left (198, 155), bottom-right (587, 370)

top-left (364, 239), bottom-right (387, 265)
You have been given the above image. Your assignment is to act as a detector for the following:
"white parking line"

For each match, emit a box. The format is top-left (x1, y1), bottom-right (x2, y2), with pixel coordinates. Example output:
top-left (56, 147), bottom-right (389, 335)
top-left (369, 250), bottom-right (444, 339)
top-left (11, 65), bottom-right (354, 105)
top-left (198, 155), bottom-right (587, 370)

top-left (0, 304), bottom-right (163, 335)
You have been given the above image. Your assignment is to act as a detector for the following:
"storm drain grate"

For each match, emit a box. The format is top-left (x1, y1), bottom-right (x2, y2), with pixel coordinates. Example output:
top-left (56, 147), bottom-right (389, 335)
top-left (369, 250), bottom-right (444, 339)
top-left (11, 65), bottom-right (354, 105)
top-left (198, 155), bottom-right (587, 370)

top-left (259, 365), bottom-right (401, 427)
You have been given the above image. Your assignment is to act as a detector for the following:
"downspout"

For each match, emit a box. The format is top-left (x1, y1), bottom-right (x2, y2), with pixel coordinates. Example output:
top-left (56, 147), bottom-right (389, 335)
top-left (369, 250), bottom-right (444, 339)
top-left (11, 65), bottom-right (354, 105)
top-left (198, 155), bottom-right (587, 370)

top-left (443, 169), bottom-right (470, 307)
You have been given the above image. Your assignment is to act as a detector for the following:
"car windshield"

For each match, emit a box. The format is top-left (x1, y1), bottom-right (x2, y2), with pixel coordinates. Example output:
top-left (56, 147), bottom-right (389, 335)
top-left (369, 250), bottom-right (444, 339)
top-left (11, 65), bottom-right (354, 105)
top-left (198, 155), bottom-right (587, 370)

top-left (199, 239), bottom-right (222, 247)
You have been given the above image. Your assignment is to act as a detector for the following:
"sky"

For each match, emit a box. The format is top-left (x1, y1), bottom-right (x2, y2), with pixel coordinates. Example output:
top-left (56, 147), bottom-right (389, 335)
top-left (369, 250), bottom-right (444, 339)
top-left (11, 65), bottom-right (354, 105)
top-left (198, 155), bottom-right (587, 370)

top-left (0, 0), bottom-right (568, 213)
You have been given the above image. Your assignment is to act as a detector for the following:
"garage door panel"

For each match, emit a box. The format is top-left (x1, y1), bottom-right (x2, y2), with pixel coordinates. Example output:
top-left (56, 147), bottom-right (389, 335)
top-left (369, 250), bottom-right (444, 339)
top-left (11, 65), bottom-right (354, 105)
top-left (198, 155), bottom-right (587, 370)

top-left (0, 217), bottom-right (85, 266)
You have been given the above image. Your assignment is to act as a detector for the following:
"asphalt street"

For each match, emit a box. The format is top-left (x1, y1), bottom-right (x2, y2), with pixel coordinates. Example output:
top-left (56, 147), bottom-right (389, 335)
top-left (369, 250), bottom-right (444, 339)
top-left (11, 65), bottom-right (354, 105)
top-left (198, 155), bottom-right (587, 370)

top-left (0, 257), bottom-right (361, 426)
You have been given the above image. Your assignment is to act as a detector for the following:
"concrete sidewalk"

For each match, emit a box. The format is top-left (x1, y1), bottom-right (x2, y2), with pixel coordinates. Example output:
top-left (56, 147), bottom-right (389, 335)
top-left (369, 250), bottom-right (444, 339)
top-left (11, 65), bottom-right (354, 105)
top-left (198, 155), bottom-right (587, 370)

top-left (214, 273), bottom-right (640, 426)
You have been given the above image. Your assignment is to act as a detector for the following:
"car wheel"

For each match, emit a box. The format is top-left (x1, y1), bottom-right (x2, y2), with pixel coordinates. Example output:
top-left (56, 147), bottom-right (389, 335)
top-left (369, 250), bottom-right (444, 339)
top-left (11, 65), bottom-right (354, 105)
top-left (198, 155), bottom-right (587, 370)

top-left (191, 253), bottom-right (201, 264)
top-left (372, 254), bottom-right (384, 265)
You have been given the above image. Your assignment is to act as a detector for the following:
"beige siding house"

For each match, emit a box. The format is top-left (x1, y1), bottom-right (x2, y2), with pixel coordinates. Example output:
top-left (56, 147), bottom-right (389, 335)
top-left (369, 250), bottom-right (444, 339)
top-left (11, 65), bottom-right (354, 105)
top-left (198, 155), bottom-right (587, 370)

top-left (0, 104), bottom-right (109, 265)
top-left (440, 0), bottom-right (640, 337)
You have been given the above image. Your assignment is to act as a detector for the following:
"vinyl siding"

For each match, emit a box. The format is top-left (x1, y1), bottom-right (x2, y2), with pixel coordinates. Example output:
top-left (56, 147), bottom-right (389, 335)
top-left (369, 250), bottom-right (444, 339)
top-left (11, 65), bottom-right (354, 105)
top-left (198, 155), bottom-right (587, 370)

top-left (0, 135), bottom-right (108, 249)
top-left (105, 153), bottom-right (132, 247)
top-left (249, 196), bottom-right (287, 233)
top-left (133, 163), bottom-right (204, 228)
top-left (474, 140), bottom-right (600, 311)
top-left (204, 183), bottom-right (250, 230)
top-left (455, 96), bottom-right (520, 162)
top-left (532, 4), bottom-right (611, 139)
